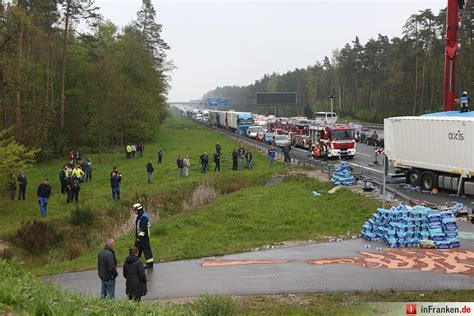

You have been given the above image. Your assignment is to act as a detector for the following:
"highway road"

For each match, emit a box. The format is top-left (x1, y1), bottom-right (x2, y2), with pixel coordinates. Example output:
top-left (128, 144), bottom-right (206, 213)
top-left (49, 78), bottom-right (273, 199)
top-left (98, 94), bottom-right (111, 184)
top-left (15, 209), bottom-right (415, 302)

top-left (290, 143), bottom-right (474, 206)
top-left (195, 118), bottom-right (474, 207)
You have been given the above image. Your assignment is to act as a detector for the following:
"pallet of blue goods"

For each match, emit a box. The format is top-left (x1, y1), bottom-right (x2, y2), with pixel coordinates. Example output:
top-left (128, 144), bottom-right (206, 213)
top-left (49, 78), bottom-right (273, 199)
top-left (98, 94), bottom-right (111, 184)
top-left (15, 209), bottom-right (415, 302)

top-left (331, 162), bottom-right (355, 186)
top-left (361, 204), bottom-right (460, 249)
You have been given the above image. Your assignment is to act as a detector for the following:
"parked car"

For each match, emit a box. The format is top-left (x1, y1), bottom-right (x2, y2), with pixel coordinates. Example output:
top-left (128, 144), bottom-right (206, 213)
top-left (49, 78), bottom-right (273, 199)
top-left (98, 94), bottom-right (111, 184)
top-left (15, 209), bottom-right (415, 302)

top-left (273, 134), bottom-right (291, 148)
top-left (264, 133), bottom-right (276, 145)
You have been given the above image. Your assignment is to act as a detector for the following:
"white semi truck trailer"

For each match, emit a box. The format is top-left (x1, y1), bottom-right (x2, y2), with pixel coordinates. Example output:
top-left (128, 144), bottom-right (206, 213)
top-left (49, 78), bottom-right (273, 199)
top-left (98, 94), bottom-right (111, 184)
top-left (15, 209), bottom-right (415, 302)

top-left (384, 112), bottom-right (474, 196)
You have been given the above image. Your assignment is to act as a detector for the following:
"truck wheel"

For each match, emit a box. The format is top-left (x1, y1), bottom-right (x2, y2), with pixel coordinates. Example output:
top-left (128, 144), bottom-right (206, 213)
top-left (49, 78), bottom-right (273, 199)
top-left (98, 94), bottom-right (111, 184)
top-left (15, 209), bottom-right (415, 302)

top-left (421, 171), bottom-right (437, 192)
top-left (406, 170), bottom-right (421, 187)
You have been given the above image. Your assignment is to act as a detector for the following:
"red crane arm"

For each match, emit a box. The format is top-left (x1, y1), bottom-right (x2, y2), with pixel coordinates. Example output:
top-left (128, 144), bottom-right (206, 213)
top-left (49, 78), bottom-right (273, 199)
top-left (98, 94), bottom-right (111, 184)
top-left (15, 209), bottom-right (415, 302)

top-left (444, 0), bottom-right (466, 111)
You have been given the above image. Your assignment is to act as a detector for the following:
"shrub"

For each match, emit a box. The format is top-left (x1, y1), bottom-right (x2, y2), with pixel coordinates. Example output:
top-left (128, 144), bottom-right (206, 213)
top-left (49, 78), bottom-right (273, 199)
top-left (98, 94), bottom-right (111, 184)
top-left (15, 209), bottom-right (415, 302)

top-left (69, 206), bottom-right (96, 227)
top-left (194, 294), bottom-right (235, 316)
top-left (64, 243), bottom-right (83, 260)
top-left (12, 220), bottom-right (63, 254)
top-left (1, 248), bottom-right (13, 261)
top-left (182, 183), bottom-right (219, 211)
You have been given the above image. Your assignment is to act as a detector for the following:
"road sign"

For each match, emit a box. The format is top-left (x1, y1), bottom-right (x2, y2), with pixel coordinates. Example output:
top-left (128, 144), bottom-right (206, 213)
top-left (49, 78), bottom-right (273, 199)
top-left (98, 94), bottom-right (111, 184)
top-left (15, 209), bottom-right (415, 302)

top-left (374, 147), bottom-right (385, 156)
top-left (256, 92), bottom-right (297, 105)
top-left (207, 98), bottom-right (230, 107)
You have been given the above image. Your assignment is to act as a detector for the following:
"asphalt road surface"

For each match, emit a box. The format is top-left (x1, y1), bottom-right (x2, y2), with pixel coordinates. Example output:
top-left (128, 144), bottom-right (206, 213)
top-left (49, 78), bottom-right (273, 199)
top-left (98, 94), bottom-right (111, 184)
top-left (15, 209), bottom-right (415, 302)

top-left (291, 142), bottom-right (474, 206)
top-left (47, 238), bottom-right (474, 300)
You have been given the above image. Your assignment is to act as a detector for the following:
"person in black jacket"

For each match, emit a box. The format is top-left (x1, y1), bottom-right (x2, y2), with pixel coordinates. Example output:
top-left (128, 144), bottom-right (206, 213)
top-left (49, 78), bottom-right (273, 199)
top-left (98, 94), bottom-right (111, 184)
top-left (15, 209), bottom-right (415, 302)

top-left (97, 239), bottom-right (118, 299)
top-left (199, 152), bottom-right (209, 174)
top-left (214, 152), bottom-right (221, 172)
top-left (232, 149), bottom-right (238, 170)
top-left (17, 171), bottom-right (27, 200)
top-left (110, 167), bottom-right (122, 200)
top-left (133, 203), bottom-right (154, 269)
top-left (37, 179), bottom-right (51, 217)
top-left (59, 166), bottom-right (67, 194)
top-left (146, 160), bottom-right (154, 183)
top-left (123, 247), bottom-right (147, 302)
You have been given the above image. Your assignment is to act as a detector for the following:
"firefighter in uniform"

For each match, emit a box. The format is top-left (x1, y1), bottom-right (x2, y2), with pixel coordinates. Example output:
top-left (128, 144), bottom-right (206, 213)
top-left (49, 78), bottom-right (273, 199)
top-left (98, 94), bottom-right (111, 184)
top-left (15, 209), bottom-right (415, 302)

top-left (132, 203), bottom-right (154, 269)
top-left (459, 91), bottom-right (471, 112)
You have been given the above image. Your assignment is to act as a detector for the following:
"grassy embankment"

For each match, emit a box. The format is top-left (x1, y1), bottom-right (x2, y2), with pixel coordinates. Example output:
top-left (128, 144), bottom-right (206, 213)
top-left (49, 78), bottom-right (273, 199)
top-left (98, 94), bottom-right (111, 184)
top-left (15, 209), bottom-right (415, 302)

top-left (1, 114), bottom-right (381, 275)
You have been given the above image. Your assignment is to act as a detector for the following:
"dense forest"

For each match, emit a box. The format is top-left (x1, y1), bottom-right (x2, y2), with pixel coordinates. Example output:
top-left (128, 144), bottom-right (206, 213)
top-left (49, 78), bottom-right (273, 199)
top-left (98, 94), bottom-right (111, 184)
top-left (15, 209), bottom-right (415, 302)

top-left (0, 0), bottom-right (170, 161)
top-left (204, 5), bottom-right (474, 122)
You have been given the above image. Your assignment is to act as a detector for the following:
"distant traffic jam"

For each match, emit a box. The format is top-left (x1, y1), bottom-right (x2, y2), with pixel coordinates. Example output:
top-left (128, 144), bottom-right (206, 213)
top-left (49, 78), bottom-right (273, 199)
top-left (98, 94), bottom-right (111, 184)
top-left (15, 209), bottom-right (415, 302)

top-left (179, 108), bottom-right (365, 160)
top-left (178, 107), bottom-right (474, 198)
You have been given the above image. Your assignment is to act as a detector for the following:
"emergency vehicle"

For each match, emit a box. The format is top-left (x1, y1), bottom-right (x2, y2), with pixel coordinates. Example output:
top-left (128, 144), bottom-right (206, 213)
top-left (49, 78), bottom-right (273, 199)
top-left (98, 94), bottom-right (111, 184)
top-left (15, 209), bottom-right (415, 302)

top-left (310, 124), bottom-right (356, 159)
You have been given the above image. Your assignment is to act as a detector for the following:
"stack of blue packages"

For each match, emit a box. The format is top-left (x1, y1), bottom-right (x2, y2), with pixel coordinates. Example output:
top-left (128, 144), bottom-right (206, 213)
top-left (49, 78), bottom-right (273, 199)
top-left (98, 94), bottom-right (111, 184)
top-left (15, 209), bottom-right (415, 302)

top-left (361, 204), bottom-right (460, 248)
top-left (331, 162), bottom-right (355, 186)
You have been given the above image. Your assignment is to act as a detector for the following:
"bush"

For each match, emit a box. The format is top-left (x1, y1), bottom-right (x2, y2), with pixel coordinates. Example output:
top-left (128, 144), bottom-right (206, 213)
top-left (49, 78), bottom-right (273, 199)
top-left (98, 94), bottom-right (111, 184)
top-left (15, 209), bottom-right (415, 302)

top-left (12, 220), bottom-right (63, 254)
top-left (69, 206), bottom-right (96, 227)
top-left (194, 294), bottom-right (235, 316)
top-left (64, 243), bottom-right (83, 260)
top-left (1, 248), bottom-right (13, 261)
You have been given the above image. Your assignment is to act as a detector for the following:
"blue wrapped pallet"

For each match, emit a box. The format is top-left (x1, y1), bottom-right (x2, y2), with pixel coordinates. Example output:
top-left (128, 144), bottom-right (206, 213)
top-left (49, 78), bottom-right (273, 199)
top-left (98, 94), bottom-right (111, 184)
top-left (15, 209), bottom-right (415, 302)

top-left (361, 204), bottom-right (460, 248)
top-left (331, 163), bottom-right (355, 186)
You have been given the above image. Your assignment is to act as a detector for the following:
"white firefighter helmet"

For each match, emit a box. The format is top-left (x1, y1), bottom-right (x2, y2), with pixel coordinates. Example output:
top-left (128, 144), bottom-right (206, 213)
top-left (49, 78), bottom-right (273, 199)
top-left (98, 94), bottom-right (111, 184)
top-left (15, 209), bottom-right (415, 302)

top-left (132, 203), bottom-right (143, 212)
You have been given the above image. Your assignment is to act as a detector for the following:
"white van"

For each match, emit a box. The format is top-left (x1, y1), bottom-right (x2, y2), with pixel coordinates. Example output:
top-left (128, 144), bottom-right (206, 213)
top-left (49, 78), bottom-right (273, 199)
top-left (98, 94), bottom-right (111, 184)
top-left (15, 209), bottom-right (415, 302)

top-left (314, 112), bottom-right (337, 125)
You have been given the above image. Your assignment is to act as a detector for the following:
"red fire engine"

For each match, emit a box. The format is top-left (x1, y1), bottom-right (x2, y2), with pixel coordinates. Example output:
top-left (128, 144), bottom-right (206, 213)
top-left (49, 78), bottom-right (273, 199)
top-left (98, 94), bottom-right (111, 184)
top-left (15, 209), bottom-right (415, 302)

top-left (310, 124), bottom-right (356, 160)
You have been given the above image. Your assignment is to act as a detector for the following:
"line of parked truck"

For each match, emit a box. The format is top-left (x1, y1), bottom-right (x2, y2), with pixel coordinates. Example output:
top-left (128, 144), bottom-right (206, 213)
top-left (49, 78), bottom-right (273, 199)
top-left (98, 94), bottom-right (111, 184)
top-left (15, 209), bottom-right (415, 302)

top-left (179, 107), bottom-right (357, 160)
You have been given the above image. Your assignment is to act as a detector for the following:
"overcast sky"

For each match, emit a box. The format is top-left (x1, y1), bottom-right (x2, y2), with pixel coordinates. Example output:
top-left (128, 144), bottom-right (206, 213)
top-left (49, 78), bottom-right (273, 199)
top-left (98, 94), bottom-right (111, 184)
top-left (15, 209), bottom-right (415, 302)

top-left (93, 0), bottom-right (446, 101)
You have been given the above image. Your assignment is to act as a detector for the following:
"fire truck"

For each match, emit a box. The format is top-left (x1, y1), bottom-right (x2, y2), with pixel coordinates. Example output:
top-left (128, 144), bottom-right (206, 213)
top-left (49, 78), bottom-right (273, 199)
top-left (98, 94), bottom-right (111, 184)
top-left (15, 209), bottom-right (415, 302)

top-left (310, 124), bottom-right (356, 159)
top-left (289, 118), bottom-right (314, 149)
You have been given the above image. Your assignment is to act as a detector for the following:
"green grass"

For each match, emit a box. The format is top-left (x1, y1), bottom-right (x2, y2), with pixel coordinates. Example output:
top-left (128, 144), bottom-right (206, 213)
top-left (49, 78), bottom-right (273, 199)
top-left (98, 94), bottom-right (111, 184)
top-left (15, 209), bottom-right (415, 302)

top-left (235, 290), bottom-right (474, 315)
top-left (1, 115), bottom-right (284, 272)
top-left (1, 114), bottom-right (379, 276)
top-left (33, 174), bottom-right (378, 275)
top-left (0, 115), bottom-right (283, 237)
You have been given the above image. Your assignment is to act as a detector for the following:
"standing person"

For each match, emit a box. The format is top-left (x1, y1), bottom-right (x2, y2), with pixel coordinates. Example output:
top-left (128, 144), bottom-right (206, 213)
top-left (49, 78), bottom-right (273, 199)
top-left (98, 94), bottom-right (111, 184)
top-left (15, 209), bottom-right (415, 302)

top-left (232, 149), bottom-right (238, 170)
top-left (176, 155), bottom-right (184, 178)
top-left (110, 167), bottom-right (122, 201)
top-left (136, 143), bottom-right (142, 159)
top-left (72, 165), bottom-right (84, 183)
top-left (97, 239), bottom-right (118, 299)
top-left (214, 152), bottom-right (221, 172)
top-left (283, 144), bottom-right (291, 163)
top-left (371, 131), bottom-right (379, 146)
top-left (59, 166), bottom-right (67, 194)
top-left (183, 155), bottom-right (190, 177)
top-left (215, 142), bottom-right (222, 154)
top-left (200, 152), bottom-right (209, 174)
top-left (71, 175), bottom-right (80, 204)
top-left (146, 160), bottom-right (154, 183)
top-left (321, 142), bottom-right (328, 161)
top-left (132, 203), bottom-right (154, 269)
top-left (131, 144), bottom-right (136, 159)
top-left (245, 151), bottom-right (253, 170)
top-left (268, 147), bottom-right (276, 167)
top-left (123, 247), bottom-right (147, 302)
top-left (68, 149), bottom-right (75, 162)
top-left (237, 144), bottom-right (245, 170)
top-left (17, 171), bottom-right (27, 200)
top-left (65, 176), bottom-right (74, 206)
top-left (8, 174), bottom-right (16, 200)
top-left (36, 179), bottom-right (51, 217)
top-left (139, 143), bottom-right (145, 158)
top-left (157, 148), bottom-right (163, 164)
top-left (85, 158), bottom-right (92, 182)
top-left (126, 145), bottom-right (132, 159)
top-left (459, 91), bottom-right (471, 112)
